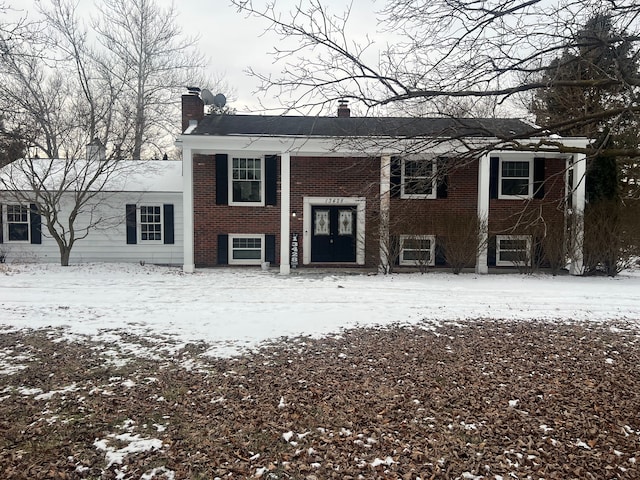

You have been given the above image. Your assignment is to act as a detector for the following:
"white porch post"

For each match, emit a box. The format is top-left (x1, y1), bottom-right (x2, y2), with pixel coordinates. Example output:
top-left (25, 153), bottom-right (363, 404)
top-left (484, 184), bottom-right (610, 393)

top-left (570, 153), bottom-right (587, 275)
top-left (279, 151), bottom-right (291, 275)
top-left (476, 153), bottom-right (490, 274)
top-left (182, 145), bottom-right (195, 273)
top-left (379, 155), bottom-right (391, 273)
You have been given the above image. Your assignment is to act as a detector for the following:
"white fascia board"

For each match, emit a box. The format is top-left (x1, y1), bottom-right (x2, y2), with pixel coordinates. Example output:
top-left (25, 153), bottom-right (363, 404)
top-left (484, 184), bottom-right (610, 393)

top-left (176, 133), bottom-right (590, 157)
top-left (176, 134), bottom-right (498, 157)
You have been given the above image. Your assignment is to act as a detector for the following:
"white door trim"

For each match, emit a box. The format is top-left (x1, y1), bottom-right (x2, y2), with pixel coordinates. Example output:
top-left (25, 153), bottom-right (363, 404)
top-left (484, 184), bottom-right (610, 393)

top-left (303, 196), bottom-right (366, 265)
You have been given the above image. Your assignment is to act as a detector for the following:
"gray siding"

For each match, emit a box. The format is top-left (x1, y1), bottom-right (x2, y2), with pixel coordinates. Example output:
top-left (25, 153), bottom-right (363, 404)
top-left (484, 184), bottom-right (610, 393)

top-left (0, 192), bottom-right (183, 265)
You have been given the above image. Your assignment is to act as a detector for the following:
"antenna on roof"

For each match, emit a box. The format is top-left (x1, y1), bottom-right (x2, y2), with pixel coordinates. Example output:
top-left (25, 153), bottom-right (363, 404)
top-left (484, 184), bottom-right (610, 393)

top-left (201, 88), bottom-right (215, 105)
top-left (213, 93), bottom-right (226, 109)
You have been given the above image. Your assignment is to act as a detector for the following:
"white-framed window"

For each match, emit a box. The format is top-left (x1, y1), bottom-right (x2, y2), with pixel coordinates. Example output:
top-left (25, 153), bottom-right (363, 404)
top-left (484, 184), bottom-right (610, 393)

top-left (496, 235), bottom-right (532, 266)
top-left (229, 234), bottom-right (265, 265)
top-left (230, 156), bottom-right (264, 205)
top-left (5, 204), bottom-right (30, 242)
top-left (401, 158), bottom-right (437, 199)
top-left (499, 159), bottom-right (533, 199)
top-left (139, 205), bottom-right (163, 242)
top-left (399, 235), bottom-right (436, 266)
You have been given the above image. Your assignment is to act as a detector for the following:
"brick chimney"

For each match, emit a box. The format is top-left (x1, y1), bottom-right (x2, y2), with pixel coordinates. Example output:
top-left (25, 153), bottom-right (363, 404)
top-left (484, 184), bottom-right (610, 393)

top-left (337, 99), bottom-right (350, 117)
top-left (181, 87), bottom-right (204, 133)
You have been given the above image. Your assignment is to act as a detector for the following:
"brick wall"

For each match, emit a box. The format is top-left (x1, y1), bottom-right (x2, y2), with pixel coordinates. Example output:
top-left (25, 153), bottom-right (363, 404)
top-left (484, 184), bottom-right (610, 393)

top-left (193, 154), bottom-right (379, 267)
top-left (389, 160), bottom-right (478, 235)
top-left (193, 154), bottom-right (568, 268)
top-left (488, 157), bottom-right (566, 234)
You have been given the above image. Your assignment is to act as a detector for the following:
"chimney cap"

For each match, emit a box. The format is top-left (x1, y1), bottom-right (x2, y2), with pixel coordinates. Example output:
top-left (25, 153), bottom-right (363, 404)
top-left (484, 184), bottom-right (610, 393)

top-left (186, 86), bottom-right (201, 95)
top-left (337, 99), bottom-right (351, 117)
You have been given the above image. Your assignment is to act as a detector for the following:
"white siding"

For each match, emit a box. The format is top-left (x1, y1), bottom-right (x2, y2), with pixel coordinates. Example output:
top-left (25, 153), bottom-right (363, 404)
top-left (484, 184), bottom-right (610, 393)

top-left (0, 191), bottom-right (183, 265)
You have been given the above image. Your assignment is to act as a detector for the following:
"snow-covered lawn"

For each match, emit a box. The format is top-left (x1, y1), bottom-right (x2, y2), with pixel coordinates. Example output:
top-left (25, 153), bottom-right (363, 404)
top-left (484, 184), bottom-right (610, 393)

top-left (1, 262), bottom-right (639, 356)
top-left (2, 263), bottom-right (640, 479)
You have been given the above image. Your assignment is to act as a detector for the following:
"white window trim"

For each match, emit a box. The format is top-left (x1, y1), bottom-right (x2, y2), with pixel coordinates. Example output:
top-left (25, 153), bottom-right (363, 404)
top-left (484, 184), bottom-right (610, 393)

top-left (399, 234), bottom-right (436, 266)
top-left (229, 155), bottom-right (265, 206)
top-left (401, 158), bottom-right (437, 199)
top-left (138, 205), bottom-right (163, 243)
top-left (496, 234), bottom-right (532, 267)
top-left (498, 158), bottom-right (534, 200)
top-left (3, 204), bottom-right (31, 243)
top-left (228, 234), bottom-right (265, 265)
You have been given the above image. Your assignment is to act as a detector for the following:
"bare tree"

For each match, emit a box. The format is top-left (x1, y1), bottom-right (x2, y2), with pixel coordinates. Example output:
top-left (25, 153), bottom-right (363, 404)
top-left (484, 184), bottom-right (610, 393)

top-left (0, 151), bottom-right (141, 266)
top-left (231, 0), bottom-right (640, 156)
top-left (0, 0), bottom-right (209, 265)
top-left (94, 0), bottom-right (208, 159)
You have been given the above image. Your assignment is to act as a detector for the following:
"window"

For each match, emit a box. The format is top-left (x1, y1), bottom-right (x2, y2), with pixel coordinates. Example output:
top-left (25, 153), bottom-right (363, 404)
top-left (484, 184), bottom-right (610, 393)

top-left (496, 235), bottom-right (531, 267)
top-left (231, 157), bottom-right (263, 205)
top-left (139, 206), bottom-right (162, 242)
top-left (125, 204), bottom-right (174, 245)
top-left (399, 235), bottom-right (435, 266)
top-left (6, 205), bottom-right (30, 242)
top-left (229, 234), bottom-right (264, 265)
top-left (500, 159), bottom-right (533, 198)
top-left (401, 159), bottom-right (436, 199)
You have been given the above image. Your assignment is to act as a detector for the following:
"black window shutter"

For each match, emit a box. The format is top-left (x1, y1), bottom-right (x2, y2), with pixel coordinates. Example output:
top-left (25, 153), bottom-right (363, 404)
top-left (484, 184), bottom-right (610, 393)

top-left (217, 234), bottom-right (229, 264)
top-left (0, 204), bottom-right (3, 244)
top-left (390, 157), bottom-right (402, 198)
top-left (126, 204), bottom-right (137, 244)
top-left (436, 158), bottom-right (448, 199)
top-left (533, 157), bottom-right (545, 199)
top-left (265, 234), bottom-right (276, 263)
top-left (215, 153), bottom-right (229, 205)
top-left (434, 238), bottom-right (447, 266)
top-left (489, 157), bottom-right (499, 199)
top-left (30, 204), bottom-right (42, 244)
top-left (163, 204), bottom-right (174, 244)
top-left (488, 235), bottom-right (497, 267)
top-left (265, 155), bottom-right (277, 206)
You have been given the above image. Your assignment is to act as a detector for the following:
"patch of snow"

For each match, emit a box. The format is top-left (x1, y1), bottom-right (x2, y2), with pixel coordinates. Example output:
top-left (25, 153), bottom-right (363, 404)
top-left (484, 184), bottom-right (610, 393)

top-left (19, 387), bottom-right (43, 396)
top-left (508, 399), bottom-right (519, 408)
top-left (141, 467), bottom-right (175, 480)
top-left (575, 439), bottom-right (591, 450)
top-left (94, 433), bottom-right (163, 468)
top-left (1, 264), bottom-right (640, 358)
top-left (370, 456), bottom-right (396, 467)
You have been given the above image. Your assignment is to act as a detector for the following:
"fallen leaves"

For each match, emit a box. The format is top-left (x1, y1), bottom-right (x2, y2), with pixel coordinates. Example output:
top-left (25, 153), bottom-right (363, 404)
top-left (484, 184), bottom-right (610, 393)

top-left (0, 319), bottom-right (639, 478)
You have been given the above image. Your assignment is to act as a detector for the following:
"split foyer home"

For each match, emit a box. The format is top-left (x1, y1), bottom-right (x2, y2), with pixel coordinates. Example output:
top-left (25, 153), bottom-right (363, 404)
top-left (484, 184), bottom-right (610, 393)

top-left (177, 90), bottom-right (589, 275)
top-left (0, 91), bottom-right (588, 272)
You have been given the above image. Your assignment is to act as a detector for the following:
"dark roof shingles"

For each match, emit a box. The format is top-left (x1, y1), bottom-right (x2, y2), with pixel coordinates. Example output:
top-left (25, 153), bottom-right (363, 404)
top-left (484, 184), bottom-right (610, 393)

top-left (193, 115), bottom-right (532, 138)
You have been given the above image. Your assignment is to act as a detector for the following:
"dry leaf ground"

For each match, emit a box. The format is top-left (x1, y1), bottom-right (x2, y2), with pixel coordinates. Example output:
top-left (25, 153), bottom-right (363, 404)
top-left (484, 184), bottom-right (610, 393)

top-left (1, 319), bottom-right (639, 479)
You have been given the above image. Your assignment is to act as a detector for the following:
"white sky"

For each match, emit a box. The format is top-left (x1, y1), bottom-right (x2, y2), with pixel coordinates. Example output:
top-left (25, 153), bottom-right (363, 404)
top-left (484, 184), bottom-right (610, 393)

top-left (7, 0), bottom-right (382, 113)
top-left (179, 0), bottom-right (382, 112)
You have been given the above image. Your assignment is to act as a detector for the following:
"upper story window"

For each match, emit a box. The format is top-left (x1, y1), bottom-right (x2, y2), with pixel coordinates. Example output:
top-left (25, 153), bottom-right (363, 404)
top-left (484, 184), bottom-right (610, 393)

top-left (231, 157), bottom-right (264, 205)
top-left (6, 205), bottom-right (30, 242)
top-left (499, 159), bottom-right (533, 199)
top-left (401, 159), bottom-right (437, 199)
top-left (139, 206), bottom-right (163, 242)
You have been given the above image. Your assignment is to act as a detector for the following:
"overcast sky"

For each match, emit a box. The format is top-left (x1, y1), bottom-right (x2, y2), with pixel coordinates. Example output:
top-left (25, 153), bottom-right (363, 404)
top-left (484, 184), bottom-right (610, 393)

top-left (179, 0), bottom-right (381, 113)
top-left (7, 0), bottom-right (382, 113)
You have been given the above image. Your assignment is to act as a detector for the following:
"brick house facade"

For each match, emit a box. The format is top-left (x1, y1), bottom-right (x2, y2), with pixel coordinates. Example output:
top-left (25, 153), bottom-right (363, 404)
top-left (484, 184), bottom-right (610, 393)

top-left (178, 90), bottom-right (588, 274)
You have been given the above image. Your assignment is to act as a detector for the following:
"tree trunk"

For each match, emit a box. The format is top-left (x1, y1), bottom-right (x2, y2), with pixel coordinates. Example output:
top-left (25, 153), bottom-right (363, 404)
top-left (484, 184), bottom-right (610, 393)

top-left (60, 247), bottom-right (71, 266)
